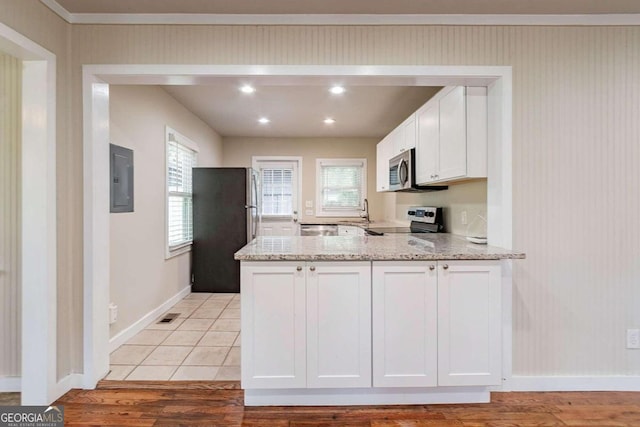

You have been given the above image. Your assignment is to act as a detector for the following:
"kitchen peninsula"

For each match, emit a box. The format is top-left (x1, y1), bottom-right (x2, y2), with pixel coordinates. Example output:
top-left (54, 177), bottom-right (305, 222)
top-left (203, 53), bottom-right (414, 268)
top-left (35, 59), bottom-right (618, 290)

top-left (235, 234), bottom-right (524, 406)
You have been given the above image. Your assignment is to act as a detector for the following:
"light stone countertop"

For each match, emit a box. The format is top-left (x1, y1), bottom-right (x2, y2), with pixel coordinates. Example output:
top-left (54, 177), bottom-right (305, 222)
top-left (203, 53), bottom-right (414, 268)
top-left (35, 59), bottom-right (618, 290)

top-left (234, 233), bottom-right (525, 261)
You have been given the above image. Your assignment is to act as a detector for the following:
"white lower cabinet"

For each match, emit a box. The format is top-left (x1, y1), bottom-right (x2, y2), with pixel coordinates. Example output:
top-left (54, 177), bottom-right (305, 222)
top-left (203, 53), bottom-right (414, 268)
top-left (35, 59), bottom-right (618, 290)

top-left (372, 262), bottom-right (438, 387)
top-left (306, 262), bottom-right (371, 387)
top-left (437, 260), bottom-right (502, 386)
top-left (241, 261), bottom-right (371, 389)
top-left (373, 260), bottom-right (502, 387)
top-left (241, 262), bottom-right (306, 389)
top-left (242, 259), bottom-right (502, 394)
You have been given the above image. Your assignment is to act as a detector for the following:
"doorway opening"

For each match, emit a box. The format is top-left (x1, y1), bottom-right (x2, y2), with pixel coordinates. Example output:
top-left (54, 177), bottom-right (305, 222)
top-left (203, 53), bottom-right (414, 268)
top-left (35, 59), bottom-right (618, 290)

top-left (83, 65), bottom-right (513, 390)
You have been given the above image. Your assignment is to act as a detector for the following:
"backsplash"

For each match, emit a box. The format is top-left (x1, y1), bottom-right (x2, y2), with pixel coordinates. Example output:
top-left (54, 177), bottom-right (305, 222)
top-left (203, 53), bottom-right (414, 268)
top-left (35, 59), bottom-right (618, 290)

top-left (385, 180), bottom-right (487, 237)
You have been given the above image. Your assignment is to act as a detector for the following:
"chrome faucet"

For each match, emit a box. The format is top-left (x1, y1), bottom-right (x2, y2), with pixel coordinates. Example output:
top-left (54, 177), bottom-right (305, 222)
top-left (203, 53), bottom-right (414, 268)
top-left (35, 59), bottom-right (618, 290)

top-left (361, 198), bottom-right (370, 223)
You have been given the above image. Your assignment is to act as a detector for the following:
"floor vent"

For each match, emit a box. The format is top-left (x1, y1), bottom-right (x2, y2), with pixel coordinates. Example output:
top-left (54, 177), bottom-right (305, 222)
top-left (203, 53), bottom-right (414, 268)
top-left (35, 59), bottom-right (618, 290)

top-left (157, 313), bottom-right (179, 324)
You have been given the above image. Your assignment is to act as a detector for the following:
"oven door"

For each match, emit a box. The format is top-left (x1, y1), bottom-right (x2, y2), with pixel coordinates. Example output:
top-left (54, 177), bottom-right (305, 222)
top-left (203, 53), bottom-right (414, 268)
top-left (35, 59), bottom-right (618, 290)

top-left (389, 152), bottom-right (410, 191)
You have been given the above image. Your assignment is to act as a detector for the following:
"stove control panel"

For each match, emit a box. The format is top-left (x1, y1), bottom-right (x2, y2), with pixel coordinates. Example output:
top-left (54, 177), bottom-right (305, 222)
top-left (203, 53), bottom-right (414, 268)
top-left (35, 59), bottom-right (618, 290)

top-left (407, 206), bottom-right (442, 224)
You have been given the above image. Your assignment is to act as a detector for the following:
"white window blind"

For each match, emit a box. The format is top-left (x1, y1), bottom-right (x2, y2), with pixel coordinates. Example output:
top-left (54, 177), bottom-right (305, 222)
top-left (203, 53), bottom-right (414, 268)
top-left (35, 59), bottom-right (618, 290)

top-left (316, 159), bottom-right (367, 217)
top-left (167, 130), bottom-right (197, 251)
top-left (261, 167), bottom-right (293, 217)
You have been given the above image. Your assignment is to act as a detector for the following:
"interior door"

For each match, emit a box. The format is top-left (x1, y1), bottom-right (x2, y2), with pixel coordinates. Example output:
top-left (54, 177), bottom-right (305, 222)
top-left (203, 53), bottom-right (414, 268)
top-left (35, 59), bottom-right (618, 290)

top-left (253, 158), bottom-right (300, 236)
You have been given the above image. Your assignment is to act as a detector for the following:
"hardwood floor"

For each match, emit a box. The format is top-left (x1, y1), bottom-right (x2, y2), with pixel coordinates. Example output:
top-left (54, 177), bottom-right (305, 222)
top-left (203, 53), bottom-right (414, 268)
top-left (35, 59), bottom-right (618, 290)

top-left (53, 381), bottom-right (640, 426)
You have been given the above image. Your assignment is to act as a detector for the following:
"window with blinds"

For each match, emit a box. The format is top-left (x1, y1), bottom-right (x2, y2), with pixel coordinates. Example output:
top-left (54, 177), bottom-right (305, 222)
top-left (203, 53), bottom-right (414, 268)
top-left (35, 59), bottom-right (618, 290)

top-left (166, 128), bottom-right (198, 254)
top-left (316, 159), bottom-right (367, 217)
top-left (261, 167), bottom-right (293, 217)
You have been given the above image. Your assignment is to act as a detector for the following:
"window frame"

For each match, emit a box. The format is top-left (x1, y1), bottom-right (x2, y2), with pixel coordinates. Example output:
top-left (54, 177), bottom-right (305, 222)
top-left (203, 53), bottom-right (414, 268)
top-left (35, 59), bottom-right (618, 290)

top-left (315, 158), bottom-right (367, 218)
top-left (165, 126), bottom-right (198, 259)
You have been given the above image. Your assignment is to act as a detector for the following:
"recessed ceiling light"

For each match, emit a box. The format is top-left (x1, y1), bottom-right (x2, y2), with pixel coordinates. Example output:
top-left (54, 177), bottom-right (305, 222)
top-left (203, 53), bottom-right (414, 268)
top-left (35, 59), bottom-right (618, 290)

top-left (324, 118), bottom-right (336, 124)
top-left (240, 85), bottom-right (256, 94)
top-left (258, 117), bottom-right (270, 124)
top-left (329, 86), bottom-right (345, 95)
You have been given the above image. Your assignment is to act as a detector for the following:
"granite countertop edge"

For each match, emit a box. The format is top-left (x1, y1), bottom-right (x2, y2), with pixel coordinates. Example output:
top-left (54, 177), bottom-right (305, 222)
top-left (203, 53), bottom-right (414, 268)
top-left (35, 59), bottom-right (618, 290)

top-left (235, 253), bottom-right (525, 261)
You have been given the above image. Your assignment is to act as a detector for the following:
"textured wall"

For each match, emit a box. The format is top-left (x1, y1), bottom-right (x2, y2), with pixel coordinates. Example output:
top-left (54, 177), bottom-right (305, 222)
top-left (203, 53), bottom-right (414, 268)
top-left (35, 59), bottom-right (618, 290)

top-left (0, 0), bottom-right (77, 380)
top-left (109, 85), bottom-right (223, 338)
top-left (0, 51), bottom-right (21, 379)
top-left (68, 24), bottom-right (640, 377)
top-left (1, 4), bottom-right (639, 378)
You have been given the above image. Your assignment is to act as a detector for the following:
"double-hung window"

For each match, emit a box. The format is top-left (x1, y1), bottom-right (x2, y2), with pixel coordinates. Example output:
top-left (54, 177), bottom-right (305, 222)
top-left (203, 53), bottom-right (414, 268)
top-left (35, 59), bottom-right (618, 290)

top-left (166, 127), bottom-right (198, 257)
top-left (316, 158), bottom-right (367, 217)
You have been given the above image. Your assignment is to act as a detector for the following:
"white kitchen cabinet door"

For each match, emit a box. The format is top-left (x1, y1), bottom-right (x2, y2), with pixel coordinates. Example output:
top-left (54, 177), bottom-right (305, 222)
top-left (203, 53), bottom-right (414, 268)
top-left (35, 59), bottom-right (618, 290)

top-left (415, 100), bottom-right (440, 184)
top-left (306, 262), bottom-right (372, 388)
top-left (241, 262), bottom-right (306, 389)
top-left (437, 260), bottom-right (502, 386)
top-left (376, 136), bottom-right (393, 192)
top-left (437, 86), bottom-right (467, 182)
top-left (372, 262), bottom-right (438, 387)
top-left (395, 113), bottom-right (417, 155)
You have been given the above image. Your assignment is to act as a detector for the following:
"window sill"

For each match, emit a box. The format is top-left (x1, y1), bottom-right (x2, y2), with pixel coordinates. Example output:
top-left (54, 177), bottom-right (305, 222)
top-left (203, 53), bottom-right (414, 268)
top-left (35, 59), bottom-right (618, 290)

top-left (166, 243), bottom-right (192, 260)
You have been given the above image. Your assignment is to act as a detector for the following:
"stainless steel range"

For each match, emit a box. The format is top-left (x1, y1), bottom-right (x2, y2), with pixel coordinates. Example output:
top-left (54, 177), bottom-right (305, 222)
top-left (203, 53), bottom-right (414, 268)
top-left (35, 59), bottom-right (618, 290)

top-left (365, 206), bottom-right (443, 235)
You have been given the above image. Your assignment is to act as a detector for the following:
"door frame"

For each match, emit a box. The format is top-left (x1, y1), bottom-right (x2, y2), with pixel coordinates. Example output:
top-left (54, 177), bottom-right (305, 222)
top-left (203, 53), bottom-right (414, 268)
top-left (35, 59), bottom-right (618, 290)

top-left (252, 156), bottom-right (303, 228)
top-left (82, 64), bottom-right (513, 389)
top-left (0, 23), bottom-right (57, 404)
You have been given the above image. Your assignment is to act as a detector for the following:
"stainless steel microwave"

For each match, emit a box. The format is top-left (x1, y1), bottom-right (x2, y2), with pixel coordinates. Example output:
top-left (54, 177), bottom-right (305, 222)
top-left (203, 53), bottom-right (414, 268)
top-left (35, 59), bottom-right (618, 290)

top-left (388, 149), bottom-right (448, 192)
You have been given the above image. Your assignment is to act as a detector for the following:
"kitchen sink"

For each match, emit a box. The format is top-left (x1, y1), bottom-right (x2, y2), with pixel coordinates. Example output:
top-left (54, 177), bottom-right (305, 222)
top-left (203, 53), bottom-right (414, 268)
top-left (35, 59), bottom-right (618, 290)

top-left (299, 224), bottom-right (339, 236)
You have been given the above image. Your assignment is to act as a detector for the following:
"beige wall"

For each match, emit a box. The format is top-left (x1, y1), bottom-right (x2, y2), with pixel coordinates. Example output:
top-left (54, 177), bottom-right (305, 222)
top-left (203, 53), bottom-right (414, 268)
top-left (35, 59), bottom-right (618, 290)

top-left (383, 181), bottom-right (488, 236)
top-left (1, 6), bottom-right (639, 378)
top-left (109, 85), bottom-right (223, 338)
top-left (0, 0), bottom-right (77, 379)
top-left (223, 137), bottom-right (381, 222)
top-left (0, 51), bottom-right (21, 378)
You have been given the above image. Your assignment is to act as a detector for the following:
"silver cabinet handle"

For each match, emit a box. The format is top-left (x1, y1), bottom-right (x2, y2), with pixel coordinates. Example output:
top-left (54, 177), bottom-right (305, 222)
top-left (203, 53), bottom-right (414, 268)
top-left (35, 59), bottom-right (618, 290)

top-left (309, 266), bottom-right (316, 272)
top-left (296, 266), bottom-right (302, 271)
top-left (442, 264), bottom-right (449, 270)
top-left (429, 265), bottom-right (435, 270)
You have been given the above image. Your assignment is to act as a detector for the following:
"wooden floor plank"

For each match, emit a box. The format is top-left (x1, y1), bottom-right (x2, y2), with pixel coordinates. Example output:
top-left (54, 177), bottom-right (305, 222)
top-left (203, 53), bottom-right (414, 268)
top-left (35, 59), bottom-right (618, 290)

top-left (52, 385), bottom-right (640, 427)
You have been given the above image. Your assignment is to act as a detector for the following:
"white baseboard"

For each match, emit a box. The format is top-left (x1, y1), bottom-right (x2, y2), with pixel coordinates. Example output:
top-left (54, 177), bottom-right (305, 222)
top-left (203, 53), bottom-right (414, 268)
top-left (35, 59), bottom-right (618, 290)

top-left (54, 373), bottom-right (84, 400)
top-left (509, 375), bottom-right (640, 392)
top-left (0, 377), bottom-right (21, 392)
top-left (108, 285), bottom-right (191, 353)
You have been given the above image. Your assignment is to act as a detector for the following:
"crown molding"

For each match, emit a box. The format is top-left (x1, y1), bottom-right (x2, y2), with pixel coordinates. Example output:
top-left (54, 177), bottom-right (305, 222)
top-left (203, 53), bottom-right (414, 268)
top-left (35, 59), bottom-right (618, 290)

top-left (40, 0), bottom-right (73, 23)
top-left (40, 1), bottom-right (640, 26)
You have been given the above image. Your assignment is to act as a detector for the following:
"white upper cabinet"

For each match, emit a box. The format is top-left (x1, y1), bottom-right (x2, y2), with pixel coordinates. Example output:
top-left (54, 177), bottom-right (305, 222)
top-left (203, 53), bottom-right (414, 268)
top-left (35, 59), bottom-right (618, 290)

top-left (394, 113), bottom-right (417, 155)
top-left (416, 86), bottom-right (488, 185)
top-left (376, 134), bottom-right (394, 192)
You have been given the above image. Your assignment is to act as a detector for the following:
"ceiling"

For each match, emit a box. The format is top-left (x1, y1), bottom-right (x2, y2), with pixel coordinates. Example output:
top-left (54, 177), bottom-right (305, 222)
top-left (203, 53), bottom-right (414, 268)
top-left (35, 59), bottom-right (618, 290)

top-left (51, 0), bottom-right (640, 15)
top-left (161, 84), bottom-right (441, 138)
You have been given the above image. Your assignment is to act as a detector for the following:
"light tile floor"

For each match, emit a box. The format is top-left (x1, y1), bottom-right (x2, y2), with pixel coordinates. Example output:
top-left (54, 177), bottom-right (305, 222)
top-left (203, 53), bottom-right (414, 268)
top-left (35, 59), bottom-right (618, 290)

top-left (106, 293), bottom-right (241, 381)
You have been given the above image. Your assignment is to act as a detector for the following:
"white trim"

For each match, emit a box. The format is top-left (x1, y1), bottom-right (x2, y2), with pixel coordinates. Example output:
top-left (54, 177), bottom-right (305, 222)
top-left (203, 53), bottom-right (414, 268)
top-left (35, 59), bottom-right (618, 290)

top-left (0, 22), bottom-right (57, 406)
top-left (82, 76), bottom-right (111, 390)
top-left (245, 387), bottom-right (490, 406)
top-left (39, 0), bottom-right (73, 23)
top-left (109, 285), bottom-right (191, 353)
top-left (510, 376), bottom-right (640, 392)
top-left (252, 156), bottom-right (303, 221)
top-left (54, 374), bottom-right (83, 398)
top-left (316, 158), bottom-right (368, 218)
top-left (35, 2), bottom-right (640, 26)
top-left (0, 377), bottom-right (21, 392)
top-left (83, 64), bottom-right (513, 393)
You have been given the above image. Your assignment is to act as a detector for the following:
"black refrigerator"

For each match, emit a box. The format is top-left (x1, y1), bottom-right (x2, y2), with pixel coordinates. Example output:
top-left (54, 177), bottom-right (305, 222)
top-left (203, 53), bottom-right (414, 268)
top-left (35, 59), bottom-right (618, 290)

top-left (192, 168), bottom-right (259, 293)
